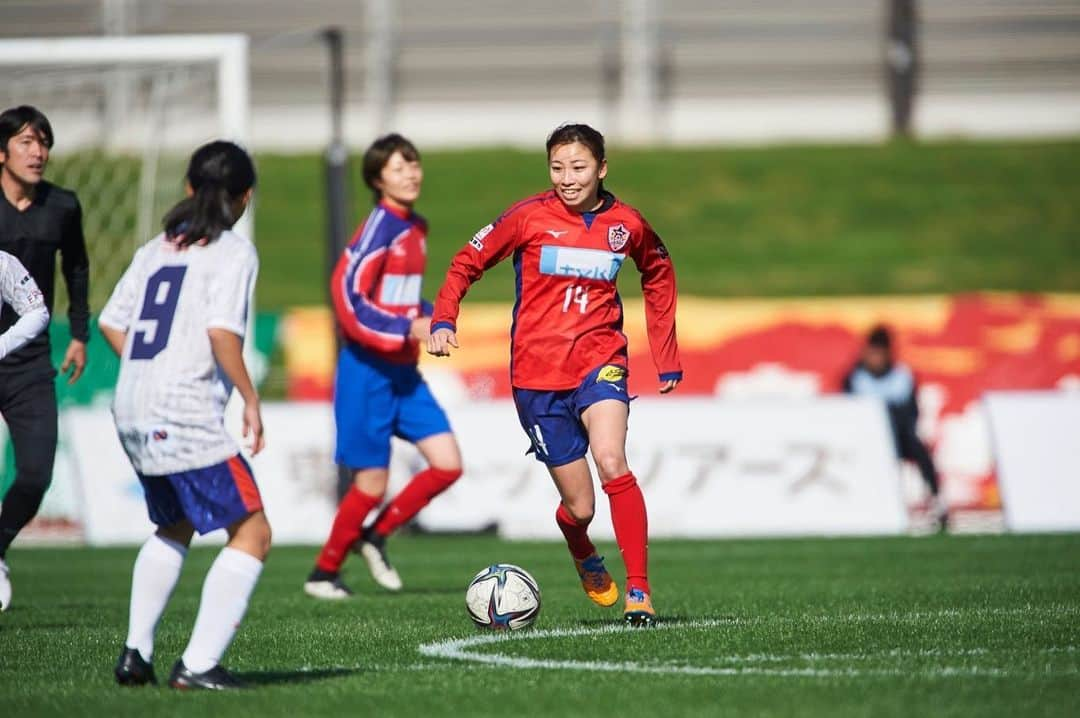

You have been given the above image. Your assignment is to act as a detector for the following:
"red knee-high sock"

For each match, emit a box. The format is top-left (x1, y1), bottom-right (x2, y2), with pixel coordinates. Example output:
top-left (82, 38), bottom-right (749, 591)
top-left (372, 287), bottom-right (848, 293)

top-left (315, 486), bottom-right (382, 573)
top-left (556, 503), bottom-right (596, 560)
top-left (371, 466), bottom-right (462, 537)
top-left (602, 472), bottom-right (650, 594)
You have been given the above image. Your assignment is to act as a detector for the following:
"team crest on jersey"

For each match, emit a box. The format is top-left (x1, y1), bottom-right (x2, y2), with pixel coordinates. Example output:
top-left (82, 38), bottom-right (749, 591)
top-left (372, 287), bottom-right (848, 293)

top-left (607, 223), bottom-right (630, 252)
top-left (596, 365), bottom-right (628, 383)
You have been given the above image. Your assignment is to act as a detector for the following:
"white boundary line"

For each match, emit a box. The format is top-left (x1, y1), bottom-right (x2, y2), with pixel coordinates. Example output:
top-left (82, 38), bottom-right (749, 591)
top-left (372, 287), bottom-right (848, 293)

top-left (417, 618), bottom-right (1079, 679)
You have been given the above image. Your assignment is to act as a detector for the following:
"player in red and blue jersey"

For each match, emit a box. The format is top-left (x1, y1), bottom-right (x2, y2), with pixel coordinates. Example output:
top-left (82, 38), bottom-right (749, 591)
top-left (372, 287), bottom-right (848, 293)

top-left (429, 124), bottom-right (681, 626)
top-left (305, 134), bottom-right (463, 600)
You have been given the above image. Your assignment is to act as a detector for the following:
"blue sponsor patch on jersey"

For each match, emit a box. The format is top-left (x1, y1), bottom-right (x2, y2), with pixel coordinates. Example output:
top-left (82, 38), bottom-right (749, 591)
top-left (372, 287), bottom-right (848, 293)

top-left (539, 245), bottom-right (625, 282)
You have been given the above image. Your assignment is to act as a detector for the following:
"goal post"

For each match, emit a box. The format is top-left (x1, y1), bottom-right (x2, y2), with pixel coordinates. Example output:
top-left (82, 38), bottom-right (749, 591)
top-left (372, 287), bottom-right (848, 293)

top-left (0, 34), bottom-right (252, 312)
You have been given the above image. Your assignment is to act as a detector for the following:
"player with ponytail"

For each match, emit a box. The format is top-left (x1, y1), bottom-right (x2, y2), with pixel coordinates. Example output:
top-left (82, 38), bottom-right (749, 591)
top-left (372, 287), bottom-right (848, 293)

top-left (100, 140), bottom-right (266, 689)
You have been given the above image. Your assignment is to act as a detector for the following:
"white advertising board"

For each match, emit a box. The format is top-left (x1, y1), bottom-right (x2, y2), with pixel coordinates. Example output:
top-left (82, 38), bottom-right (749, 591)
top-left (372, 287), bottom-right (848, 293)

top-left (64, 396), bottom-right (906, 544)
top-left (985, 392), bottom-right (1080, 532)
top-left (62, 403), bottom-right (340, 545)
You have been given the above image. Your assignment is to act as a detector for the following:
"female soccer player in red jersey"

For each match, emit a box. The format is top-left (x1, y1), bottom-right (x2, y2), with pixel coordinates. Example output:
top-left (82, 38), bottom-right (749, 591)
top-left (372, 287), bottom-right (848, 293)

top-left (304, 134), bottom-right (463, 600)
top-left (428, 124), bottom-right (681, 626)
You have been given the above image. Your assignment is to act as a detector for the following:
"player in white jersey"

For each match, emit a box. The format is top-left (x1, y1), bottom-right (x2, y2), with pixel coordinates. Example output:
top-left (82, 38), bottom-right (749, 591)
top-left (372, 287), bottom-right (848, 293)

top-left (103, 224), bottom-right (258, 474)
top-left (0, 250), bottom-right (48, 363)
top-left (99, 141), bottom-right (268, 691)
top-left (0, 249), bottom-right (50, 610)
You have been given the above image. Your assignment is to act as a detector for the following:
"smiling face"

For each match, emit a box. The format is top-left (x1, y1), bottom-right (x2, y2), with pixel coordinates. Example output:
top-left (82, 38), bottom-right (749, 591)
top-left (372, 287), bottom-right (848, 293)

top-left (0, 123), bottom-right (50, 188)
top-left (548, 141), bottom-right (608, 213)
top-left (375, 150), bottom-right (423, 210)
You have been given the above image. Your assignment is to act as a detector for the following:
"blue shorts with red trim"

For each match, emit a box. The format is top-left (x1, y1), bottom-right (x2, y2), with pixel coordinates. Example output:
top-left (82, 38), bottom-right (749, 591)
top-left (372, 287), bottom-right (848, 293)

top-left (512, 363), bottom-right (631, 467)
top-left (334, 345), bottom-right (452, 470)
top-left (138, 454), bottom-right (263, 535)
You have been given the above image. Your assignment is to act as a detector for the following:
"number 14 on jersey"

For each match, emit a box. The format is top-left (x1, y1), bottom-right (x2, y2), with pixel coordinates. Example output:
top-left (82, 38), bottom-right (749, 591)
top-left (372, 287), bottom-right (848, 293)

top-left (563, 284), bottom-right (588, 314)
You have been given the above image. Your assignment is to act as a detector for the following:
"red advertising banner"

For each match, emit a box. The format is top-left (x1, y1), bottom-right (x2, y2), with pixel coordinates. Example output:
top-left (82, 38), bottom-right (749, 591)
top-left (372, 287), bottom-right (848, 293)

top-left (283, 293), bottom-right (1080, 515)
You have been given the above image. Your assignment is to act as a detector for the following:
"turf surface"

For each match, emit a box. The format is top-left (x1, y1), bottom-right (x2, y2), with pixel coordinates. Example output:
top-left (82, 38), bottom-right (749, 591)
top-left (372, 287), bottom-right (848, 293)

top-left (2, 534), bottom-right (1078, 717)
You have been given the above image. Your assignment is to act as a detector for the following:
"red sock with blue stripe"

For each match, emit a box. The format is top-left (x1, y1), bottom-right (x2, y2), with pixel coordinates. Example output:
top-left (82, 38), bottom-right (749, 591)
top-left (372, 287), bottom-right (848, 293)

top-left (315, 486), bottom-right (382, 573)
top-left (371, 466), bottom-right (462, 537)
top-left (556, 503), bottom-right (596, 560)
top-left (602, 472), bottom-right (650, 594)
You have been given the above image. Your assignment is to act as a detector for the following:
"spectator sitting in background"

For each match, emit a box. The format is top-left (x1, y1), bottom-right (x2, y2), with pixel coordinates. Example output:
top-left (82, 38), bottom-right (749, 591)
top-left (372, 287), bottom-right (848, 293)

top-left (843, 325), bottom-right (948, 531)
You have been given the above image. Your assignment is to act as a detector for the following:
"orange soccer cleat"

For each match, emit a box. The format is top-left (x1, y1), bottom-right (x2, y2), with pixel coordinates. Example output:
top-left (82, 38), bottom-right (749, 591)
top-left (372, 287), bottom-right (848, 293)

top-left (574, 553), bottom-right (619, 607)
top-left (623, 588), bottom-right (656, 627)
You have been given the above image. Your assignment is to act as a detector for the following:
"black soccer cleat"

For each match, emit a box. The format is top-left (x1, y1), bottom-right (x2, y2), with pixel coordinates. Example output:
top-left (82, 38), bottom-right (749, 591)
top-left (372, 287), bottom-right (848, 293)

top-left (168, 660), bottom-right (246, 690)
top-left (114, 646), bottom-right (157, 686)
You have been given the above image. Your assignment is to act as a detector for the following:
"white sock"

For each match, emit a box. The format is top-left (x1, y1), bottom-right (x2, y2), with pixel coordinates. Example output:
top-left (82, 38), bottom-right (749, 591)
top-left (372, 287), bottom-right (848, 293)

top-left (181, 547), bottom-right (263, 673)
top-left (125, 534), bottom-right (187, 660)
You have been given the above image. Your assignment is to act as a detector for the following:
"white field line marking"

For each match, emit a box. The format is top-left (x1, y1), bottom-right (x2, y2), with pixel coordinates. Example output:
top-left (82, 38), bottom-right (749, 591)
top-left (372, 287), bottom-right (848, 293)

top-left (416, 619), bottom-right (1080, 679)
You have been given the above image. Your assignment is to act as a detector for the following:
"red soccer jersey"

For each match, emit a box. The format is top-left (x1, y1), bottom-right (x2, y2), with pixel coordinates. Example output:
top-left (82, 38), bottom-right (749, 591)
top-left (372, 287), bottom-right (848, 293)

top-left (432, 190), bottom-right (681, 390)
top-left (331, 201), bottom-right (432, 365)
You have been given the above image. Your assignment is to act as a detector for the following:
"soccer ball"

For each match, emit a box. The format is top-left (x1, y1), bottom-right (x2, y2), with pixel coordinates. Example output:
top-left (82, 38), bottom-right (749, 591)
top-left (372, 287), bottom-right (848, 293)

top-left (465, 563), bottom-right (541, 630)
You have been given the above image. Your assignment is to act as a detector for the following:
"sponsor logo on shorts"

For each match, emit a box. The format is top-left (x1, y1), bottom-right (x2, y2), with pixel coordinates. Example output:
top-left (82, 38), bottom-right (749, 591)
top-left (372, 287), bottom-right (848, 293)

top-left (607, 223), bottom-right (630, 252)
top-left (470, 223), bottom-right (494, 251)
top-left (151, 429), bottom-right (169, 441)
top-left (596, 365), bottom-right (628, 383)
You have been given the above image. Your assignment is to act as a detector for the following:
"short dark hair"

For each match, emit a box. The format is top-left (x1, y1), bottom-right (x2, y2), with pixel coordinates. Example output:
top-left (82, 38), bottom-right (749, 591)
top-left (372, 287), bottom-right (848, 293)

top-left (162, 140), bottom-right (256, 246)
top-left (867, 324), bottom-right (893, 349)
top-left (362, 133), bottom-right (420, 203)
top-left (0, 105), bottom-right (54, 153)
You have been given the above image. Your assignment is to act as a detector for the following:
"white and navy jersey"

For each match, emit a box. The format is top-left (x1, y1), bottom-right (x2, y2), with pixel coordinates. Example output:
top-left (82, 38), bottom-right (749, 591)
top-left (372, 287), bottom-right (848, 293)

top-left (0, 250), bottom-right (49, 361)
top-left (844, 362), bottom-right (916, 407)
top-left (100, 230), bottom-right (258, 475)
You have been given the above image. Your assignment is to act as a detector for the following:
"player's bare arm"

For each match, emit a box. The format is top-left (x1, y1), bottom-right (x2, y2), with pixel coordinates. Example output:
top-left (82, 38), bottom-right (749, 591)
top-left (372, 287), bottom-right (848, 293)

top-left (208, 328), bottom-right (264, 455)
top-left (99, 325), bottom-right (126, 356)
top-left (410, 316), bottom-right (432, 343)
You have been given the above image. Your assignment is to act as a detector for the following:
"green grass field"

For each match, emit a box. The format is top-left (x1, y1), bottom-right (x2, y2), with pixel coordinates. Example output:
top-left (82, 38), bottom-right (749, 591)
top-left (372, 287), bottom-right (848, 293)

top-left (3, 534), bottom-right (1078, 717)
top-left (250, 140), bottom-right (1080, 309)
top-left (49, 139), bottom-right (1080, 312)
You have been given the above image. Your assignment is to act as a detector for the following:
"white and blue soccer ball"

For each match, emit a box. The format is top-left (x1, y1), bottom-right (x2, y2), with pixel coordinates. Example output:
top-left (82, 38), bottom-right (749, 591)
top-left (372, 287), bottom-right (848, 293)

top-left (465, 563), bottom-right (541, 630)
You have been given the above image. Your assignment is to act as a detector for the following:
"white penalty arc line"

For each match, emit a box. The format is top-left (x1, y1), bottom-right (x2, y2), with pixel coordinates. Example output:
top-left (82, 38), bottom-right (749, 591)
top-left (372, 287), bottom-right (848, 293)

top-left (416, 620), bottom-right (1078, 679)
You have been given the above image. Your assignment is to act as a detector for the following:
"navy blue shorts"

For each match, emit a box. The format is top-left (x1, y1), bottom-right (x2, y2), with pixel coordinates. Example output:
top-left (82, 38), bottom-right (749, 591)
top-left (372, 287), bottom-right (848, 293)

top-left (334, 346), bottom-right (452, 470)
top-left (138, 455), bottom-right (262, 535)
top-left (512, 363), bottom-right (631, 467)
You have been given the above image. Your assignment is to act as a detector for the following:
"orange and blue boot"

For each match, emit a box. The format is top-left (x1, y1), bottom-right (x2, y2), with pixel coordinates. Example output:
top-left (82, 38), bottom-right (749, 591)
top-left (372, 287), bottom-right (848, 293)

top-left (623, 587), bottom-right (656, 627)
top-left (574, 554), bottom-right (619, 607)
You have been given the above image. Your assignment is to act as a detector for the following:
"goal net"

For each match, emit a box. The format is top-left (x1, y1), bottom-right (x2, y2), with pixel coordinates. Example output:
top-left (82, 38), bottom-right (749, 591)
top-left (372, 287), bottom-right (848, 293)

top-left (0, 34), bottom-right (250, 314)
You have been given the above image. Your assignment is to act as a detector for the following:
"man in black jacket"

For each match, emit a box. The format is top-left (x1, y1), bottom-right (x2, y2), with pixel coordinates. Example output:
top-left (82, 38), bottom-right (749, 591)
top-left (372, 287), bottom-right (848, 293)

top-left (843, 325), bottom-right (947, 530)
top-left (0, 106), bottom-right (90, 610)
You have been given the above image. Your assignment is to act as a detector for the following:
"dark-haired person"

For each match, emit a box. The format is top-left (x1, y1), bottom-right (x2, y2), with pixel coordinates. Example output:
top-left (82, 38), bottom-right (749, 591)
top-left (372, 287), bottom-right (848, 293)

top-left (99, 140), bottom-right (267, 690)
top-left (0, 105), bottom-right (90, 612)
top-left (304, 134), bottom-right (462, 600)
top-left (428, 124), bottom-right (681, 626)
top-left (843, 325), bottom-right (947, 530)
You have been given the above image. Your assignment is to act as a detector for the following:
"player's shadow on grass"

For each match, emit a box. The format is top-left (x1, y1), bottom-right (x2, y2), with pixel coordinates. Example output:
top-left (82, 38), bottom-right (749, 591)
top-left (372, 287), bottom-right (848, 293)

top-left (239, 666), bottom-right (364, 686)
top-left (573, 614), bottom-right (738, 628)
